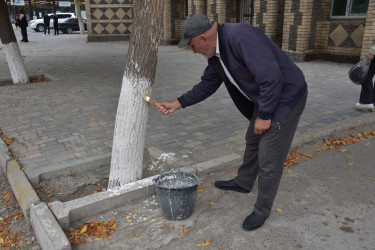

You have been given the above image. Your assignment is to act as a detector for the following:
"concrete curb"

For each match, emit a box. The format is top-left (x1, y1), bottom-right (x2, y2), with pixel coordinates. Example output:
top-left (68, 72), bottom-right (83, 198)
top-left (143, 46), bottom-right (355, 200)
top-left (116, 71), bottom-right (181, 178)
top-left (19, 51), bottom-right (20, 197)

top-left (6, 160), bottom-right (40, 218)
top-left (30, 202), bottom-right (71, 250)
top-left (0, 139), bottom-right (12, 174)
top-left (1, 139), bottom-right (40, 218)
top-left (291, 111), bottom-right (375, 150)
top-left (27, 153), bottom-right (111, 185)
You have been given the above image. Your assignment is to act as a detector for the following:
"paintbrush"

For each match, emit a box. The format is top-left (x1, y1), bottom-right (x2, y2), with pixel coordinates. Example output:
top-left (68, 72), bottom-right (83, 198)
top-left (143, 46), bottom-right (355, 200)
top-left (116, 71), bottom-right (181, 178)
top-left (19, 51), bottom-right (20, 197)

top-left (142, 93), bottom-right (159, 107)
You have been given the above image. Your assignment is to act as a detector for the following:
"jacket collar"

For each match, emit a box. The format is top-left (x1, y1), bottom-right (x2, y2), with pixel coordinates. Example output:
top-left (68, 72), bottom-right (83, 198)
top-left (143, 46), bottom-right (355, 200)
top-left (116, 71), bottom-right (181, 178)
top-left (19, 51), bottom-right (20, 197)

top-left (217, 24), bottom-right (228, 66)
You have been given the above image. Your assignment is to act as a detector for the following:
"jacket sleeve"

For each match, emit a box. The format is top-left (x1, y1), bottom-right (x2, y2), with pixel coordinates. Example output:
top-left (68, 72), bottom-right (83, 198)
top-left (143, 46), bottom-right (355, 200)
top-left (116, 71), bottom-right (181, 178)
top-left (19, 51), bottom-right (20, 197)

top-left (229, 30), bottom-right (283, 120)
top-left (177, 62), bottom-right (223, 108)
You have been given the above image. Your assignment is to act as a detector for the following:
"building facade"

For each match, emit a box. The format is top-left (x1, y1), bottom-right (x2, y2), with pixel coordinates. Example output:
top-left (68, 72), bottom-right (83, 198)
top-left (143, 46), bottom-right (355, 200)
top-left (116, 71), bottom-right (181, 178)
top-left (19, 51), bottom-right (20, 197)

top-left (85, 0), bottom-right (374, 62)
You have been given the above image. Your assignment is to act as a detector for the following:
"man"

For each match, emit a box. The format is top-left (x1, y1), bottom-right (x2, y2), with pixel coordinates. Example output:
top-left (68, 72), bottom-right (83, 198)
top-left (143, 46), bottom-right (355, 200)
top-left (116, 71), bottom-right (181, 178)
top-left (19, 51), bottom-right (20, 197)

top-left (43, 11), bottom-right (50, 36)
top-left (355, 42), bottom-right (375, 111)
top-left (52, 12), bottom-right (59, 35)
top-left (19, 9), bottom-right (28, 42)
top-left (158, 14), bottom-right (308, 231)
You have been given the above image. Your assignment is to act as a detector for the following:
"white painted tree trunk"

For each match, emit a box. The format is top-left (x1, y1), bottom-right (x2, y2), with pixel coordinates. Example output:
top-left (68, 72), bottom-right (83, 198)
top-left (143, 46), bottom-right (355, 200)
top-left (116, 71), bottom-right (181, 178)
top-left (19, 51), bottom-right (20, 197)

top-left (108, 0), bottom-right (164, 189)
top-left (0, 0), bottom-right (29, 85)
top-left (73, 0), bottom-right (85, 35)
top-left (108, 74), bottom-right (152, 186)
top-left (3, 41), bottom-right (29, 84)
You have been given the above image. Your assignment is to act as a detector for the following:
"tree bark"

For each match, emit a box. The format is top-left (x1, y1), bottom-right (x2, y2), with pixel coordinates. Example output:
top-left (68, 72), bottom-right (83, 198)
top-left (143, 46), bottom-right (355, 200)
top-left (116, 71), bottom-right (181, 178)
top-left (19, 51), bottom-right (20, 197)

top-left (0, 0), bottom-right (29, 84)
top-left (108, 0), bottom-right (165, 189)
top-left (73, 0), bottom-right (85, 35)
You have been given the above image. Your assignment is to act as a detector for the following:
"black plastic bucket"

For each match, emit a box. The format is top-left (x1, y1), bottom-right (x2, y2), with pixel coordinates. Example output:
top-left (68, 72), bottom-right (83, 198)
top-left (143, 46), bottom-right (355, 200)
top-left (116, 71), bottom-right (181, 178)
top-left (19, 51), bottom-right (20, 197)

top-left (153, 172), bottom-right (199, 221)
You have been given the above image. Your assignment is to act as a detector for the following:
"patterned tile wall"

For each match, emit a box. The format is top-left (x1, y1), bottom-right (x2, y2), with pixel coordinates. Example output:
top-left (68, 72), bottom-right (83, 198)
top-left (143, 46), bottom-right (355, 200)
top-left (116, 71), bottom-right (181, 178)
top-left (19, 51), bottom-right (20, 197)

top-left (328, 23), bottom-right (365, 48)
top-left (86, 0), bottom-right (133, 41)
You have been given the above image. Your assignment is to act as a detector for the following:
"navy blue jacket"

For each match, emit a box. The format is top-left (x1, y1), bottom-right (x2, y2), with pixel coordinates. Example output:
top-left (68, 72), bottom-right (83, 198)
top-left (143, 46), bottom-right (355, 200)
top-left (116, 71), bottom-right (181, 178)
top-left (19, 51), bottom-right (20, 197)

top-left (177, 23), bottom-right (307, 122)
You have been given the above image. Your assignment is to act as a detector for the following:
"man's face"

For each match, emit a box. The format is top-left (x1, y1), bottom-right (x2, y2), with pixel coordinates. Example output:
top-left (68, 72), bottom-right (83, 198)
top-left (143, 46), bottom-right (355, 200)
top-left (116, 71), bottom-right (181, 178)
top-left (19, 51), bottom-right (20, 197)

top-left (188, 35), bottom-right (216, 59)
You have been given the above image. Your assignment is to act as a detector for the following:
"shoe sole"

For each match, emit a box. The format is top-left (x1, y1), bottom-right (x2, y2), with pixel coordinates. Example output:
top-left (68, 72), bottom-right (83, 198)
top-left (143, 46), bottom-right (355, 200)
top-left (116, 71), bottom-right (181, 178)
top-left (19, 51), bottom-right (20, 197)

top-left (355, 108), bottom-right (375, 112)
top-left (242, 223), bottom-right (264, 231)
top-left (214, 184), bottom-right (250, 193)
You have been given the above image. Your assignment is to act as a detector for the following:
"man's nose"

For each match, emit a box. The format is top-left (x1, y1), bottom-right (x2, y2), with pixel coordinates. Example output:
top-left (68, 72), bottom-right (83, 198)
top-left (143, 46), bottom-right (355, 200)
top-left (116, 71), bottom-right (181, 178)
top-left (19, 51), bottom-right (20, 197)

top-left (192, 48), bottom-right (197, 53)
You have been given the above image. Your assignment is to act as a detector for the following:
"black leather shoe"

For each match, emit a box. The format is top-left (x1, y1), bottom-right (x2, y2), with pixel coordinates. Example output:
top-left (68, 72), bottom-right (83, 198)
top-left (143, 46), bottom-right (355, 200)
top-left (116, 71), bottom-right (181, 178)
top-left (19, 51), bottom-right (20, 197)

top-left (214, 179), bottom-right (250, 193)
top-left (243, 211), bottom-right (266, 231)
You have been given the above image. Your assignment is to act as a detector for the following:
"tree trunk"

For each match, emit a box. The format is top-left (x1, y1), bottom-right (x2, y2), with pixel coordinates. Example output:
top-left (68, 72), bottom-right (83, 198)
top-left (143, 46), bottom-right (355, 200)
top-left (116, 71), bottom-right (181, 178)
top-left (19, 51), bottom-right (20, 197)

top-left (108, 0), bottom-right (165, 189)
top-left (73, 0), bottom-right (85, 35)
top-left (0, 0), bottom-right (29, 84)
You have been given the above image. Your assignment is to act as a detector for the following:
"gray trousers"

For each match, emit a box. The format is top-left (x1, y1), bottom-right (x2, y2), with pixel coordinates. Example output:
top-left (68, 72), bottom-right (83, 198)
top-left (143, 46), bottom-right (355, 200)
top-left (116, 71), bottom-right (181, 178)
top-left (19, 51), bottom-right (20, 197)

top-left (235, 90), bottom-right (307, 218)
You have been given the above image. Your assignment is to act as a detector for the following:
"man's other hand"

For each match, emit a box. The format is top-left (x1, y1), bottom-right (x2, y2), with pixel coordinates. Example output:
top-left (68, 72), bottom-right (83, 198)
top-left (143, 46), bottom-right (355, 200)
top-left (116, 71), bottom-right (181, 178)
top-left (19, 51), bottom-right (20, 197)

top-left (254, 118), bottom-right (271, 135)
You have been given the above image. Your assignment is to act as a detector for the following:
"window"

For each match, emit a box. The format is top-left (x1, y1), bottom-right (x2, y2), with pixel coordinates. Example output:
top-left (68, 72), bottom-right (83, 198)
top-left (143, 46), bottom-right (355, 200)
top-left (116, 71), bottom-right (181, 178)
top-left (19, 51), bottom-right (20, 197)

top-left (331, 0), bottom-right (369, 17)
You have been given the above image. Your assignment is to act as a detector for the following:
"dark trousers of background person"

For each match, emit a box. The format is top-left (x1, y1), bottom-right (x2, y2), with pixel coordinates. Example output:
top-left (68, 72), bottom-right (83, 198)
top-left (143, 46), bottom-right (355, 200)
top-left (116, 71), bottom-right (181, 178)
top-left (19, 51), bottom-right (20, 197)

top-left (44, 24), bottom-right (50, 35)
top-left (21, 27), bottom-right (28, 42)
top-left (235, 90), bottom-right (307, 218)
top-left (54, 24), bottom-right (59, 35)
top-left (360, 58), bottom-right (375, 104)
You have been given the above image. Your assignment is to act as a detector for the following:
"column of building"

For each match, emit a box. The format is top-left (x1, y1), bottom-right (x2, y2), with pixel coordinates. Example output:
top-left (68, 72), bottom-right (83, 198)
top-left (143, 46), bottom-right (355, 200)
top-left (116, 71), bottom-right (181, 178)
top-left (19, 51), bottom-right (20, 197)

top-left (252, 0), bottom-right (283, 45)
top-left (361, 0), bottom-right (375, 58)
top-left (189, 0), bottom-right (206, 15)
top-left (281, 0), bottom-right (314, 61)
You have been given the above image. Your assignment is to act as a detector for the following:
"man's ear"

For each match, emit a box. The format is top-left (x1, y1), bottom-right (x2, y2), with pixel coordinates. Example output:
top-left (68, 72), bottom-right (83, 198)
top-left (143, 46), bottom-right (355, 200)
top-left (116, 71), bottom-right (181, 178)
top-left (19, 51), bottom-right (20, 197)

top-left (200, 35), bottom-right (208, 43)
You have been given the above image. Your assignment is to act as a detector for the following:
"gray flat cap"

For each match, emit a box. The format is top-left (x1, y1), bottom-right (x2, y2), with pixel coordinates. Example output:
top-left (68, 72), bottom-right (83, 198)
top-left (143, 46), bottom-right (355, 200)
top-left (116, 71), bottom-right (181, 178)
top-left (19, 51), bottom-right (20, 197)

top-left (178, 14), bottom-right (213, 48)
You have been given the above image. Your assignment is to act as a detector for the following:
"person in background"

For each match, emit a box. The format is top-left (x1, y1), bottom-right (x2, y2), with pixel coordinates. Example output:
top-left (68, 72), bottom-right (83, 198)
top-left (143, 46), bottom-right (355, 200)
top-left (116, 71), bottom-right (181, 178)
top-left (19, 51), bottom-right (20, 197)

top-left (157, 14), bottom-right (307, 231)
top-left (43, 11), bottom-right (50, 36)
top-left (53, 12), bottom-right (59, 36)
top-left (19, 9), bottom-right (28, 42)
top-left (15, 14), bottom-right (20, 29)
top-left (355, 42), bottom-right (375, 111)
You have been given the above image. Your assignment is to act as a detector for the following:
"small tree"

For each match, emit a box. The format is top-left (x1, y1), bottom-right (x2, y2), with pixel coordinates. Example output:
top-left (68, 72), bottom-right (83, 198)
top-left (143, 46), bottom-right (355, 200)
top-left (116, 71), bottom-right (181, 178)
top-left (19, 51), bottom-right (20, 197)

top-left (0, 0), bottom-right (29, 84)
top-left (73, 0), bottom-right (85, 35)
top-left (108, 0), bottom-right (165, 188)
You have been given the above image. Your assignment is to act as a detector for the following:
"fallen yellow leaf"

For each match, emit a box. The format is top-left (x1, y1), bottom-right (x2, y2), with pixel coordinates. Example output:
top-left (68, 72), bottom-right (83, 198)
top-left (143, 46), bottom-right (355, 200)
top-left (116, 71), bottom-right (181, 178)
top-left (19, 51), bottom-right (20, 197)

top-left (337, 148), bottom-right (348, 152)
top-left (80, 225), bottom-right (87, 234)
top-left (276, 208), bottom-right (284, 213)
top-left (160, 223), bottom-right (166, 229)
top-left (198, 189), bottom-right (205, 192)
top-left (126, 218), bottom-right (132, 223)
top-left (210, 201), bottom-right (214, 206)
top-left (130, 211), bottom-right (136, 215)
top-left (183, 226), bottom-right (189, 234)
top-left (347, 163), bottom-right (354, 166)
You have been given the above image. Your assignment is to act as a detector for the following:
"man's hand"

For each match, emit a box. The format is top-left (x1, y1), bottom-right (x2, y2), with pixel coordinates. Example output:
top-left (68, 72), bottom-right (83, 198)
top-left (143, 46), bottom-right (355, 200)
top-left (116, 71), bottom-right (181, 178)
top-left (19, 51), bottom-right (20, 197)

top-left (365, 53), bottom-right (374, 61)
top-left (254, 118), bottom-right (271, 135)
top-left (157, 99), bottom-right (182, 115)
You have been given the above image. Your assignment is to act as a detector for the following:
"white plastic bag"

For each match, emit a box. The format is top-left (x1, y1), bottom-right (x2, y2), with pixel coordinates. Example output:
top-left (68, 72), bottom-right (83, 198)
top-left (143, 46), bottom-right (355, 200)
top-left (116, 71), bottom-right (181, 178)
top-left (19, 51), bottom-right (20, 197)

top-left (348, 59), bottom-right (371, 85)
